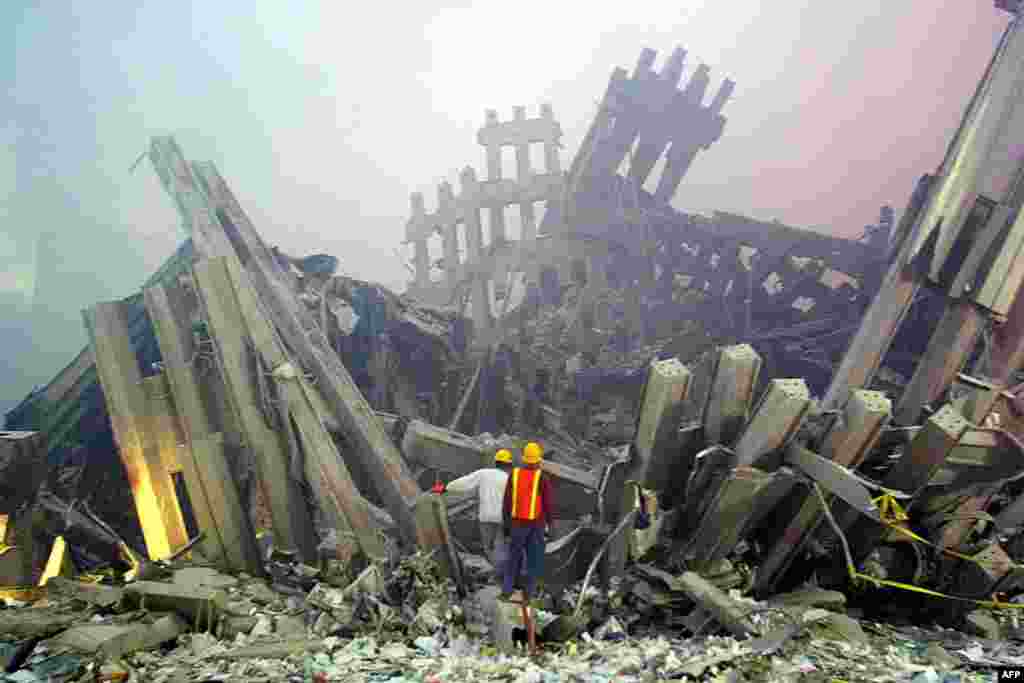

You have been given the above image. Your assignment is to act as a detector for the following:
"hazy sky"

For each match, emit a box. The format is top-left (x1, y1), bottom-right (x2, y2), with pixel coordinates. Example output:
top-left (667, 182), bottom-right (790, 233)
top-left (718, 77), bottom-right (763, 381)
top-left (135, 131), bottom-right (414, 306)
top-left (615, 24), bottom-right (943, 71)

top-left (0, 1), bottom-right (1011, 412)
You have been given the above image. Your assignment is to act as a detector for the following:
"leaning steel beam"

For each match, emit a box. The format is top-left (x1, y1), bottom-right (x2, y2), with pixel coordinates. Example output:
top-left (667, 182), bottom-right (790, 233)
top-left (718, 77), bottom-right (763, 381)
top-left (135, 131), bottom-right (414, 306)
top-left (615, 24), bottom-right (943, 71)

top-left (149, 138), bottom-right (427, 549)
top-left (684, 465), bottom-right (784, 572)
top-left (821, 175), bottom-right (938, 411)
top-left (702, 344), bottom-right (761, 446)
top-left (83, 301), bottom-right (189, 560)
top-left (821, 390), bottom-right (893, 468)
top-left (754, 390), bottom-right (891, 595)
top-left (964, 264), bottom-right (1024, 423)
top-left (634, 358), bottom-right (690, 490)
top-left (194, 160), bottom-right (424, 535)
top-left (784, 445), bottom-right (879, 518)
top-left (916, 428), bottom-right (1024, 549)
top-left (598, 357), bottom-right (690, 583)
top-left (832, 16), bottom-right (1024, 412)
top-left (896, 202), bottom-right (1024, 426)
top-left (222, 256), bottom-right (386, 561)
top-left (733, 379), bottom-right (811, 469)
top-left (192, 258), bottom-right (317, 561)
top-left (821, 260), bottom-right (920, 411)
top-left (885, 404), bottom-right (971, 497)
top-left (141, 374), bottom-right (184, 478)
top-left (846, 404), bottom-right (969, 564)
top-left (144, 284), bottom-right (261, 573)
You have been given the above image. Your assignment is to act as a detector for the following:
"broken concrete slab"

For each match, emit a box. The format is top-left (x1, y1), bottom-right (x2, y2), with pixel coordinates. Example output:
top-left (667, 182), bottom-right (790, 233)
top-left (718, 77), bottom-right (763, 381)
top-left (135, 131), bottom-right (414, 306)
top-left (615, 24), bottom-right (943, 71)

top-left (122, 581), bottom-right (227, 631)
top-left (804, 610), bottom-right (868, 644)
top-left (274, 615), bottom-right (307, 639)
top-left (48, 624), bottom-right (140, 653)
top-left (171, 567), bottom-right (239, 591)
top-left (246, 581), bottom-right (279, 605)
top-left (768, 587), bottom-right (847, 611)
top-left (402, 419), bottom-right (491, 473)
top-left (0, 611), bottom-right (78, 640)
top-left (676, 571), bottom-right (757, 639)
top-left (340, 566), bottom-right (385, 600)
top-left (218, 615), bottom-right (258, 640)
top-left (49, 614), bottom-right (188, 659)
top-left (213, 639), bottom-right (329, 659)
top-left (46, 578), bottom-right (123, 609)
top-left (541, 460), bottom-right (601, 520)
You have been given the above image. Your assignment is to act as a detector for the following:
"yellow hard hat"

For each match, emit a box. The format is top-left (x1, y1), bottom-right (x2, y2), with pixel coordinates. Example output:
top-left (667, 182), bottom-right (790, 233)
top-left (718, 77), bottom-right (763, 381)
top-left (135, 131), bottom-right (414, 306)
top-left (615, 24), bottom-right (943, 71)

top-left (494, 449), bottom-right (513, 464)
top-left (523, 442), bottom-right (544, 464)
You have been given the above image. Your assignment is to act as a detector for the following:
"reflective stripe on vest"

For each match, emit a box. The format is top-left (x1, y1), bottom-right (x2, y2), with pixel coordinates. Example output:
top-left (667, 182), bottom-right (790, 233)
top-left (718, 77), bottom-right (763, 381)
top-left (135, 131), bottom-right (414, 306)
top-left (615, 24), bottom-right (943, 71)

top-left (510, 468), bottom-right (542, 521)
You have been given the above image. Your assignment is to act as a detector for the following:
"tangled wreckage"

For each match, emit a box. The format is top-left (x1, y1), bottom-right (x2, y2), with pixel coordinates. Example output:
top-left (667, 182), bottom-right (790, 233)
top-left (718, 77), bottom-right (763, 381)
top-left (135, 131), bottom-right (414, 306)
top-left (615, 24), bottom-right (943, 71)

top-left (8, 14), bottom-right (1024, 679)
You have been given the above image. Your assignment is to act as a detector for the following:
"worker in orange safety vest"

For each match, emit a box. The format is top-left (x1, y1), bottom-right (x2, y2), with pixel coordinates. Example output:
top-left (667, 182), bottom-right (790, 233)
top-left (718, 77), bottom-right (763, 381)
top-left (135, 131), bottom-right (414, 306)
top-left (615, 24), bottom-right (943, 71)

top-left (499, 441), bottom-right (552, 601)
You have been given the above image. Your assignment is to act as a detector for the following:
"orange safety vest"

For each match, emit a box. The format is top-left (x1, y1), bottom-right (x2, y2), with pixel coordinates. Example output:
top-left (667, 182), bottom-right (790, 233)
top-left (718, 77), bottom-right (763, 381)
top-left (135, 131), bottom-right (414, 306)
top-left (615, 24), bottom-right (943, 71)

top-left (510, 467), bottom-right (543, 521)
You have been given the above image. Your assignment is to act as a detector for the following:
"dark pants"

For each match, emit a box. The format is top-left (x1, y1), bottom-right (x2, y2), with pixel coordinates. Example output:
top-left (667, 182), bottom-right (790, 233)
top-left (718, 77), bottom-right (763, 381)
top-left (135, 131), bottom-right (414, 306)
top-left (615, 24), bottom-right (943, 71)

top-left (480, 522), bottom-right (508, 581)
top-left (503, 525), bottom-right (545, 597)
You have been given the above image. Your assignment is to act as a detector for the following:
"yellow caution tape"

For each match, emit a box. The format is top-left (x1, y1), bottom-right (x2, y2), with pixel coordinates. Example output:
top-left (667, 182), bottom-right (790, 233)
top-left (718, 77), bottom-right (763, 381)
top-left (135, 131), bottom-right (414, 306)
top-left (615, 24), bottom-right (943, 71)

top-left (873, 493), bottom-right (909, 524)
top-left (813, 484), bottom-right (1024, 610)
top-left (847, 560), bottom-right (1024, 609)
top-left (870, 492), bottom-right (1022, 571)
top-left (77, 574), bottom-right (107, 584)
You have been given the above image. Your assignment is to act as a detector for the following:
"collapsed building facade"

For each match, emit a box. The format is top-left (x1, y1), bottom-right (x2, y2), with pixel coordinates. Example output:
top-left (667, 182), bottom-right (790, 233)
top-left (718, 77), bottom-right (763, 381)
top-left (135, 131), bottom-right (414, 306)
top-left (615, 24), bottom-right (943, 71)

top-left (6, 4), bottom-right (1024, 675)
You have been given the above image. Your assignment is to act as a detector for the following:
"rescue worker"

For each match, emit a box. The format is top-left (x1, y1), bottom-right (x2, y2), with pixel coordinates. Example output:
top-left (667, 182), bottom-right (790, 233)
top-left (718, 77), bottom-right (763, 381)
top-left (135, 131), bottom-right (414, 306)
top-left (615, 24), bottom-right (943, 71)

top-left (439, 449), bottom-right (514, 579)
top-left (500, 441), bottom-right (552, 601)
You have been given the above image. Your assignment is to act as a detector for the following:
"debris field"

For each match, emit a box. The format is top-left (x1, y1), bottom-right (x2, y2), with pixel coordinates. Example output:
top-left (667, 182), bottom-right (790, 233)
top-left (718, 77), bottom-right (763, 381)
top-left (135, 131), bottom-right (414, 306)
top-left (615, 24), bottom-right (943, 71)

top-left (7, 21), bottom-right (1024, 683)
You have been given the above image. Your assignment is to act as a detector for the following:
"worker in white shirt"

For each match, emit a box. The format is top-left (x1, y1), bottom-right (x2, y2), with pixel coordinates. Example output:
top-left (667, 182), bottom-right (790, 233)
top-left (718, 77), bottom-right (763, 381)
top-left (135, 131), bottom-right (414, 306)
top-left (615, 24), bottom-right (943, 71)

top-left (439, 449), bottom-right (514, 579)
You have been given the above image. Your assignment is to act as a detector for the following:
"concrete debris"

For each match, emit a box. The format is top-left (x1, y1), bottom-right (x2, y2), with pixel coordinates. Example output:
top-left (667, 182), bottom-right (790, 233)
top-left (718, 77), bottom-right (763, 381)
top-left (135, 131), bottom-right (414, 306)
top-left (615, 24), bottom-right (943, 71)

top-left (10, 37), bottom-right (1024, 683)
top-left (45, 578), bottom-right (123, 609)
top-left (4, 581), bottom-right (1013, 682)
top-left (767, 587), bottom-right (847, 611)
top-left (0, 467), bottom-right (1016, 683)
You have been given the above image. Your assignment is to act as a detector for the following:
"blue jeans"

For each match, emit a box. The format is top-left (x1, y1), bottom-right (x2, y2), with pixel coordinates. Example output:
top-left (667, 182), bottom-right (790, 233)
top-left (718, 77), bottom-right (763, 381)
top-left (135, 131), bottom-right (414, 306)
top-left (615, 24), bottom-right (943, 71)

top-left (503, 525), bottom-right (545, 597)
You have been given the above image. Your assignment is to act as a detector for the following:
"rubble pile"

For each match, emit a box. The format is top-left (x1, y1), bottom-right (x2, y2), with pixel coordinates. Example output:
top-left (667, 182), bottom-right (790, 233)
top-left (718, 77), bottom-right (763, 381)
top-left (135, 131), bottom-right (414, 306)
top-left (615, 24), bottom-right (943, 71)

top-left (2, 548), bottom-right (1022, 682)
top-left (10, 35), bottom-right (1024, 683)
top-left (521, 303), bottom-right (577, 367)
